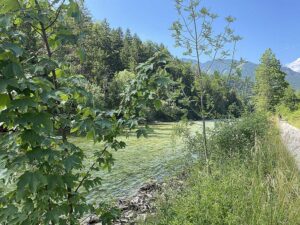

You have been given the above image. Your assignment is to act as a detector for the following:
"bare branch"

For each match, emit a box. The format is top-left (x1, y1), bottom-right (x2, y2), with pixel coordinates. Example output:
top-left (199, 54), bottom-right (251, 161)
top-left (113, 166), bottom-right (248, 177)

top-left (227, 40), bottom-right (237, 79)
top-left (30, 24), bottom-right (42, 36)
top-left (45, 0), bottom-right (66, 30)
top-left (180, 13), bottom-right (196, 41)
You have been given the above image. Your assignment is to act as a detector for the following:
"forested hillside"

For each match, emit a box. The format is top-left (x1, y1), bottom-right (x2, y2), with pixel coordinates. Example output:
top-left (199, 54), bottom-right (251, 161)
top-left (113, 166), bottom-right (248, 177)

top-left (24, 4), bottom-right (253, 121)
top-left (184, 58), bottom-right (300, 89)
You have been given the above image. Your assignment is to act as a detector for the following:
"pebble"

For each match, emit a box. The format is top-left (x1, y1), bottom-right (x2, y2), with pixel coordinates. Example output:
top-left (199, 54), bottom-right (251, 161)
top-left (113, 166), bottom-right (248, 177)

top-left (81, 175), bottom-right (187, 225)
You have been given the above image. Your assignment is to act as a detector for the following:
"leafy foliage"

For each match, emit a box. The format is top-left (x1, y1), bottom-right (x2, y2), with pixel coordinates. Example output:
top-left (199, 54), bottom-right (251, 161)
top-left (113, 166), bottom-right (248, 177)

top-left (281, 86), bottom-right (298, 111)
top-left (121, 52), bottom-right (174, 126)
top-left (212, 113), bottom-right (269, 156)
top-left (0, 1), bottom-right (172, 224)
top-left (255, 49), bottom-right (288, 112)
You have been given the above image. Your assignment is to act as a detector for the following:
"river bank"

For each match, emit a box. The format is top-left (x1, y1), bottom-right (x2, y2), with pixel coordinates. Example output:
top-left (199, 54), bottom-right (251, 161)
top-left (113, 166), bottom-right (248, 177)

top-left (81, 171), bottom-right (188, 225)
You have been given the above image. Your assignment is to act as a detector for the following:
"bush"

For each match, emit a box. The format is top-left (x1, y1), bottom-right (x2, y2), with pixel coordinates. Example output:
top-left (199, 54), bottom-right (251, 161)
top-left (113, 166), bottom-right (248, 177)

top-left (212, 113), bottom-right (269, 157)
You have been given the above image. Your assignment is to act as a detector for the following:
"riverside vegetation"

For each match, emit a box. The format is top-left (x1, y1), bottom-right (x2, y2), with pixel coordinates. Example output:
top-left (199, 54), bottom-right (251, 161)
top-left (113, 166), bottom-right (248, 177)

top-left (1, 0), bottom-right (300, 225)
top-left (144, 114), bottom-right (300, 224)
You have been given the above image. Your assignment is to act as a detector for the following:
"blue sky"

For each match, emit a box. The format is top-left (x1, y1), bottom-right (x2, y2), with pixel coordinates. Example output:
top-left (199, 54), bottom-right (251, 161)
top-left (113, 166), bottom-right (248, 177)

top-left (85, 0), bottom-right (300, 65)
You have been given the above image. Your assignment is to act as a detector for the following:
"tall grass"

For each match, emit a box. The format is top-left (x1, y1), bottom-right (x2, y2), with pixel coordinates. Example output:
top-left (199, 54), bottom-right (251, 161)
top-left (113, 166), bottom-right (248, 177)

top-left (144, 115), bottom-right (300, 225)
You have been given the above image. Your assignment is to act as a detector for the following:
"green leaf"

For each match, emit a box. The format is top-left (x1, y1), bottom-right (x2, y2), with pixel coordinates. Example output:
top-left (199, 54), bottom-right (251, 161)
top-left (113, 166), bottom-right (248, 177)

top-left (45, 207), bottom-right (65, 224)
top-left (46, 175), bottom-right (64, 190)
top-left (70, 126), bottom-right (79, 133)
top-left (86, 129), bottom-right (95, 140)
top-left (100, 207), bottom-right (121, 225)
top-left (0, 94), bottom-right (11, 111)
top-left (17, 171), bottom-right (47, 196)
top-left (55, 68), bottom-right (64, 78)
top-left (95, 119), bottom-right (112, 129)
top-left (2, 62), bottom-right (23, 78)
top-left (11, 97), bottom-right (38, 110)
top-left (1, 43), bottom-right (23, 57)
top-left (16, 112), bottom-right (53, 134)
top-left (0, 205), bottom-right (19, 223)
top-left (63, 155), bottom-right (81, 172)
top-left (154, 99), bottom-right (162, 110)
top-left (0, 15), bottom-right (12, 29)
top-left (49, 34), bottom-right (61, 50)
top-left (155, 76), bottom-right (171, 87)
top-left (26, 148), bottom-right (59, 162)
top-left (56, 29), bottom-right (77, 45)
top-left (77, 48), bottom-right (86, 63)
top-left (81, 107), bottom-right (94, 119)
top-left (67, 0), bottom-right (81, 21)
top-left (35, 58), bottom-right (58, 74)
top-left (0, 78), bottom-right (18, 92)
top-left (136, 128), bottom-right (147, 138)
top-left (0, 0), bottom-right (20, 13)
top-left (57, 91), bottom-right (69, 103)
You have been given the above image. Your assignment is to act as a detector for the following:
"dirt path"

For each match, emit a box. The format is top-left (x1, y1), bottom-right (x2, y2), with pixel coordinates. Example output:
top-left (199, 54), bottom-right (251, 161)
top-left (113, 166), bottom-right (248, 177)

top-left (279, 120), bottom-right (300, 169)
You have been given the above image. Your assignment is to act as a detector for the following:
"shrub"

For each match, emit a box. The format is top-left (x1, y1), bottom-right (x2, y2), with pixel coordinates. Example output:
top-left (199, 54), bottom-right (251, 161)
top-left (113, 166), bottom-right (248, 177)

top-left (212, 113), bottom-right (269, 157)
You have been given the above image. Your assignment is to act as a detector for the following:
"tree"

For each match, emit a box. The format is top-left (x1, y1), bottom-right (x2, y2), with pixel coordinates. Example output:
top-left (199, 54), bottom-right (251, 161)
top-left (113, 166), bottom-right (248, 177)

top-left (282, 86), bottom-right (298, 111)
top-left (255, 49), bottom-right (288, 112)
top-left (0, 1), bottom-right (171, 224)
top-left (107, 70), bottom-right (136, 109)
top-left (171, 0), bottom-right (240, 173)
top-left (120, 29), bottom-right (133, 70)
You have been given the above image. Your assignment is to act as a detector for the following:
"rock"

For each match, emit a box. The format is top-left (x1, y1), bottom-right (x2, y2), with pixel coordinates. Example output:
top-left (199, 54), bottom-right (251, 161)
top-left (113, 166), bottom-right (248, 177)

top-left (130, 196), bottom-right (140, 205)
top-left (139, 182), bottom-right (160, 192)
top-left (124, 210), bottom-right (135, 219)
top-left (136, 213), bottom-right (147, 221)
top-left (145, 193), bottom-right (153, 198)
top-left (120, 218), bottom-right (129, 223)
top-left (80, 214), bottom-right (100, 225)
top-left (81, 175), bottom-right (187, 225)
top-left (178, 180), bottom-right (184, 185)
top-left (118, 199), bottom-right (130, 210)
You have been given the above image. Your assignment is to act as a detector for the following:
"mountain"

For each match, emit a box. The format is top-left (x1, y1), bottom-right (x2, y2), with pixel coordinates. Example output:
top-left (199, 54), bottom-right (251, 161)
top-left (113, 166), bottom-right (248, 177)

top-left (287, 58), bottom-right (300, 73)
top-left (183, 58), bottom-right (300, 90)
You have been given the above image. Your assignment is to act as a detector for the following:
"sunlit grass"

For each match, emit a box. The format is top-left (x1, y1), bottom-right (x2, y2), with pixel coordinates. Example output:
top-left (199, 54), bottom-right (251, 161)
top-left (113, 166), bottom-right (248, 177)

top-left (277, 105), bottom-right (300, 128)
top-left (285, 110), bottom-right (300, 128)
top-left (70, 121), bottom-right (215, 204)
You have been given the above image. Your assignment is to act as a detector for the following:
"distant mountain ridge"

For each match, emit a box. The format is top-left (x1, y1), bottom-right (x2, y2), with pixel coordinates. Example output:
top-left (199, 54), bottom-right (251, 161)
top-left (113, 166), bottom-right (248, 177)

top-left (182, 58), bottom-right (300, 90)
top-left (287, 58), bottom-right (300, 73)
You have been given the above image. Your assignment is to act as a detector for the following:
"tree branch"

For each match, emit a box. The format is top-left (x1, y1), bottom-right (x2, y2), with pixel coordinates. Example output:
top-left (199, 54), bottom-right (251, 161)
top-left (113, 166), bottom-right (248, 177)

top-left (75, 146), bottom-right (108, 193)
top-left (45, 0), bottom-right (66, 30)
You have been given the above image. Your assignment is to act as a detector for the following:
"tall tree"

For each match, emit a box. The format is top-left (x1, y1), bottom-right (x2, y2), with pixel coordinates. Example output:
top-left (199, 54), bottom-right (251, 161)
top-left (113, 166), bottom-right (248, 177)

top-left (255, 49), bottom-right (288, 112)
top-left (120, 29), bottom-right (133, 70)
top-left (282, 86), bottom-right (298, 111)
top-left (171, 0), bottom-right (240, 173)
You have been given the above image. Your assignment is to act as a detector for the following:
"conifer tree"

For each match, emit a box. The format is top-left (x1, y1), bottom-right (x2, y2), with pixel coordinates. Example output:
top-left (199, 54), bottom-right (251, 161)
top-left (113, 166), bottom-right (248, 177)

top-left (255, 49), bottom-right (288, 112)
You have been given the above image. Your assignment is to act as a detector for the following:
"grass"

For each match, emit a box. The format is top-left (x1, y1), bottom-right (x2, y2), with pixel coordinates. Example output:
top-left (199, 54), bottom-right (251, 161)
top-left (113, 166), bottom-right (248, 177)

top-left (284, 110), bottom-right (300, 128)
top-left (277, 104), bottom-right (300, 128)
top-left (145, 116), bottom-right (300, 225)
top-left (70, 121), bottom-right (215, 204)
